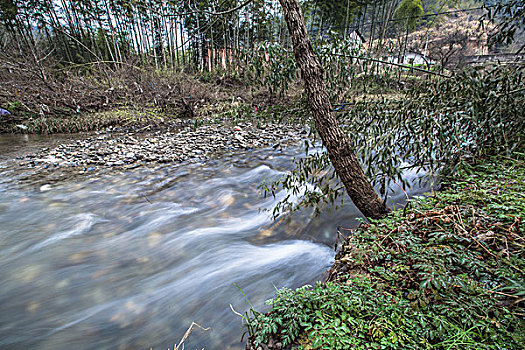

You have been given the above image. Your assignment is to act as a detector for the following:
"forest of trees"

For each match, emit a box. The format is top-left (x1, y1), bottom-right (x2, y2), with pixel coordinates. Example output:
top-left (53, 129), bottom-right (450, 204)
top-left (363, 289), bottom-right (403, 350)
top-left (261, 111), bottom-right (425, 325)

top-left (2, 0), bottom-right (503, 71)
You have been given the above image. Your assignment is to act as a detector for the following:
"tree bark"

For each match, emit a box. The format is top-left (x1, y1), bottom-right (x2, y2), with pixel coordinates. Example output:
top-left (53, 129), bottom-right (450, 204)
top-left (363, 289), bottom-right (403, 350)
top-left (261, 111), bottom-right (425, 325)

top-left (278, 0), bottom-right (390, 219)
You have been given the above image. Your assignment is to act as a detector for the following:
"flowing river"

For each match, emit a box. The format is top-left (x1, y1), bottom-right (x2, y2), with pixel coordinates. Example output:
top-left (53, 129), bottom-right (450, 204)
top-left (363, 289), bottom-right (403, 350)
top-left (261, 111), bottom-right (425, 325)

top-left (0, 134), bottom-right (432, 349)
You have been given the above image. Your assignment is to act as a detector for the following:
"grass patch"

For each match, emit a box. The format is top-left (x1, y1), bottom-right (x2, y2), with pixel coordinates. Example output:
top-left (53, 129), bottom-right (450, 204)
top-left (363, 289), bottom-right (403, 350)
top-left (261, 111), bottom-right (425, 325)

top-left (0, 106), bottom-right (177, 134)
top-left (244, 153), bottom-right (525, 349)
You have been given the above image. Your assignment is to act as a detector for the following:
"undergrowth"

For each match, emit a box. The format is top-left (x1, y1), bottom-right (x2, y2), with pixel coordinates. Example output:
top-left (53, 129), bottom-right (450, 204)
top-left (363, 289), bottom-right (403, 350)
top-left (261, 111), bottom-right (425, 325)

top-left (0, 107), bottom-right (179, 134)
top-left (244, 152), bottom-right (525, 349)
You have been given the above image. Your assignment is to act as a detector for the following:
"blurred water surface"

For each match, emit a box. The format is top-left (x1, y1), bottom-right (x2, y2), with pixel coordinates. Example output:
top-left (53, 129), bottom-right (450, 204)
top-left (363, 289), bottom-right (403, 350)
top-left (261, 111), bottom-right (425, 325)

top-left (0, 135), bottom-right (432, 349)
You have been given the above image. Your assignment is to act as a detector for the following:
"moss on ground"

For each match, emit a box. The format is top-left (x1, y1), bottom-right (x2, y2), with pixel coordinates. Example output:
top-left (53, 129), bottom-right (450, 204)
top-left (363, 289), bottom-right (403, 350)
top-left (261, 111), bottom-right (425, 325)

top-left (244, 152), bottom-right (525, 350)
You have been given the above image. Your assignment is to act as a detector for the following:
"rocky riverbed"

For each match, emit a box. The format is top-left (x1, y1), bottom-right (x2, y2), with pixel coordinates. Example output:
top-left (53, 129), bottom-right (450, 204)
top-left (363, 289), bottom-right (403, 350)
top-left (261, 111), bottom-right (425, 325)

top-left (4, 121), bottom-right (307, 185)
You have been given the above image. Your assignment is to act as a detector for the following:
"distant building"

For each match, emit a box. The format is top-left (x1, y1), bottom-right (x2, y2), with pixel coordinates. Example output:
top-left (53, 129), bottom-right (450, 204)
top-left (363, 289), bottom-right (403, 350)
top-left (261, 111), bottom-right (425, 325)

top-left (348, 30), bottom-right (366, 46)
top-left (386, 51), bottom-right (434, 66)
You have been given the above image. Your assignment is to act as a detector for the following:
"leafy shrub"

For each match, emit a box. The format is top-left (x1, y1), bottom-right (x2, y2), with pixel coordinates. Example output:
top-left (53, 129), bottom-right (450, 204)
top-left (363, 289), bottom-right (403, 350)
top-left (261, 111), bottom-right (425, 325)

top-left (393, 0), bottom-right (425, 31)
top-left (241, 42), bottom-right (297, 98)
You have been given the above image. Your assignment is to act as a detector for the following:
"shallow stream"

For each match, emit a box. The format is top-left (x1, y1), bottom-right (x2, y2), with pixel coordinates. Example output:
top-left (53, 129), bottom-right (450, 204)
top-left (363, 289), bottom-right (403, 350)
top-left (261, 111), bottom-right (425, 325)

top-left (0, 134), bottom-right (432, 349)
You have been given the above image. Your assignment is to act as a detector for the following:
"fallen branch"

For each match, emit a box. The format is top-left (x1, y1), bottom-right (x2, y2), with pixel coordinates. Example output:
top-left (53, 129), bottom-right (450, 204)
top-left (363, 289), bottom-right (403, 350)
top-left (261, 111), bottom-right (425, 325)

top-left (174, 322), bottom-right (211, 350)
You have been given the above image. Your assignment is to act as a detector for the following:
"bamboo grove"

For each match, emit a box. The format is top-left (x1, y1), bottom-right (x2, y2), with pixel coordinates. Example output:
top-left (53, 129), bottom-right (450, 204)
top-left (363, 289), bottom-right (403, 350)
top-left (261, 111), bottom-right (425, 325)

top-left (0, 0), bottom-right (463, 72)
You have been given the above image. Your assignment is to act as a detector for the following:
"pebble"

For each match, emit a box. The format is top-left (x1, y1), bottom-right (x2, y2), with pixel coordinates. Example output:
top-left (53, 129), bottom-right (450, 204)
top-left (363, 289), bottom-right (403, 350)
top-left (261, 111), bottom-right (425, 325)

top-left (40, 184), bottom-right (52, 192)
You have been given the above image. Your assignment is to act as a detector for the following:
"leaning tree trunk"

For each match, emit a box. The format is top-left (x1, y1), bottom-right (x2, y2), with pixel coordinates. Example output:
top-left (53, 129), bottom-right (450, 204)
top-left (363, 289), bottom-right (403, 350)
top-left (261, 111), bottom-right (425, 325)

top-left (278, 0), bottom-right (390, 219)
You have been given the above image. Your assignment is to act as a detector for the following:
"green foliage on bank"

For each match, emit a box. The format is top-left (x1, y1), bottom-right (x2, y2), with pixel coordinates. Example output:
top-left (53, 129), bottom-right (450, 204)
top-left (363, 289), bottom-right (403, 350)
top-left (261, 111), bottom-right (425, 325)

top-left (265, 64), bottom-right (524, 218)
top-left (245, 152), bottom-right (525, 349)
top-left (0, 107), bottom-right (175, 134)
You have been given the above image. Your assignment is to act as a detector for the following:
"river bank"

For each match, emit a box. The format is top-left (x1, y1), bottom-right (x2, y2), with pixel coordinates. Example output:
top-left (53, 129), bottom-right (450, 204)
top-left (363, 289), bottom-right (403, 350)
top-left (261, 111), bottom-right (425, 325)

top-left (0, 65), bottom-right (304, 135)
top-left (245, 152), bottom-right (525, 350)
top-left (1, 116), bottom-right (307, 186)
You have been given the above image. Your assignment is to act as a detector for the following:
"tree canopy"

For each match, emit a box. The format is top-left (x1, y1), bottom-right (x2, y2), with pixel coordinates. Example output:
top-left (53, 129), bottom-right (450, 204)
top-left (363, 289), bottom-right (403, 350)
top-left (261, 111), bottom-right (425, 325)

top-left (394, 0), bottom-right (425, 31)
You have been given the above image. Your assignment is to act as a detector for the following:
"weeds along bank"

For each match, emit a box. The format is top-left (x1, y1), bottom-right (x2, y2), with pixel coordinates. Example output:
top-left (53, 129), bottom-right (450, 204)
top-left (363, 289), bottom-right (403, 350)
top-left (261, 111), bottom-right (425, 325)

top-left (0, 38), bottom-right (300, 134)
top-left (244, 151), bottom-right (525, 350)
top-left (0, 60), bottom-right (309, 134)
top-left (0, 64), bottom-right (258, 134)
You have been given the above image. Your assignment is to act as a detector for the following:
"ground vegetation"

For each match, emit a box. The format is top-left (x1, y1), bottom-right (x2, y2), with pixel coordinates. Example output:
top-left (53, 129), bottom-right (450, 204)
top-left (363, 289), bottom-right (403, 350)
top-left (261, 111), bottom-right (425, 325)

top-left (244, 151), bottom-right (525, 350)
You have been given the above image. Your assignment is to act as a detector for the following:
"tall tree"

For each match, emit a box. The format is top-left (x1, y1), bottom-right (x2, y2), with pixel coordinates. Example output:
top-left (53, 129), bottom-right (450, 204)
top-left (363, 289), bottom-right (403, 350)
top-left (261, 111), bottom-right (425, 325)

top-left (278, 0), bottom-right (390, 219)
top-left (393, 0), bottom-right (424, 32)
